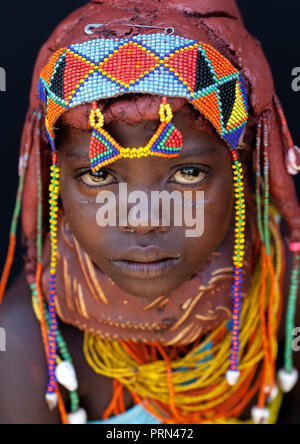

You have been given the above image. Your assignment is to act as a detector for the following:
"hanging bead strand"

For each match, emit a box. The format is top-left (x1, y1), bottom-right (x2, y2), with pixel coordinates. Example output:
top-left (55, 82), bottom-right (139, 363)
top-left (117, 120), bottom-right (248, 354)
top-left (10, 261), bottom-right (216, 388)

top-left (255, 120), bottom-right (264, 242)
top-left (264, 113), bottom-right (277, 391)
top-left (45, 152), bottom-right (60, 409)
top-left (0, 111), bottom-right (34, 303)
top-left (263, 114), bottom-right (271, 256)
top-left (278, 244), bottom-right (300, 393)
top-left (251, 113), bottom-right (275, 424)
top-left (226, 150), bottom-right (246, 386)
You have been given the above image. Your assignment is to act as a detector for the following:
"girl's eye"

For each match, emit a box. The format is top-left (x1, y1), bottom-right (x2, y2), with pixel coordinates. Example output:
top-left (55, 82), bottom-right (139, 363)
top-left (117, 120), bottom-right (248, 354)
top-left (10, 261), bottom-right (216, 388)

top-left (171, 167), bottom-right (209, 186)
top-left (80, 169), bottom-right (116, 187)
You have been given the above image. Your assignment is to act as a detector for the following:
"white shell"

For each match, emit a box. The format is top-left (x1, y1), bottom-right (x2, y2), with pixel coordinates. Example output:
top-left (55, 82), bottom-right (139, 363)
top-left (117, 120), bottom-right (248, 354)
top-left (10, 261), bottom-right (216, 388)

top-left (286, 146), bottom-right (300, 175)
top-left (251, 406), bottom-right (270, 424)
top-left (55, 361), bottom-right (79, 392)
top-left (45, 393), bottom-right (58, 410)
top-left (226, 370), bottom-right (240, 386)
top-left (278, 368), bottom-right (299, 393)
top-left (68, 408), bottom-right (88, 425)
top-left (264, 384), bottom-right (279, 403)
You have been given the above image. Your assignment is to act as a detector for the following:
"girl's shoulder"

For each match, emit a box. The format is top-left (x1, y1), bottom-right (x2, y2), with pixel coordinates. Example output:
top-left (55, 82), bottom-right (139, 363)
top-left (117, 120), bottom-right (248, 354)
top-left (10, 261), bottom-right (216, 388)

top-left (0, 272), bottom-right (61, 424)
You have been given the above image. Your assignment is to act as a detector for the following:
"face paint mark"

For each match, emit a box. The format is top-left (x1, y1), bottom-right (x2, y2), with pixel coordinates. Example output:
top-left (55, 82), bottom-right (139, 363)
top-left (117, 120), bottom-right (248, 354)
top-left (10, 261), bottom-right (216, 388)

top-left (181, 298), bottom-right (193, 311)
top-left (170, 291), bottom-right (204, 332)
top-left (143, 296), bottom-right (165, 311)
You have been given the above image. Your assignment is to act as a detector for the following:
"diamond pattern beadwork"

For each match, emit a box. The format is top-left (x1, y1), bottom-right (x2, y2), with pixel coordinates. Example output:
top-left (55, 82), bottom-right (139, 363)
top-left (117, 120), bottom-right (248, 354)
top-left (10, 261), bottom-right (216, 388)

top-left (88, 97), bottom-right (183, 172)
top-left (39, 33), bottom-right (248, 152)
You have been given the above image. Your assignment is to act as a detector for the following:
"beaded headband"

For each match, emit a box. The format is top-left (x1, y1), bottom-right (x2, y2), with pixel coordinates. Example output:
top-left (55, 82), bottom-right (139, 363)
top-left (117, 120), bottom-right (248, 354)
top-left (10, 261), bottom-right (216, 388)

top-left (39, 33), bottom-right (249, 154)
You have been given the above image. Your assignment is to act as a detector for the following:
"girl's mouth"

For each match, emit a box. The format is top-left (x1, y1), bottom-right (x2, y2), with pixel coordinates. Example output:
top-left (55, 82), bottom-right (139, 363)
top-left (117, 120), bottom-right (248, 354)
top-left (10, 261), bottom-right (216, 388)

top-left (109, 246), bottom-right (181, 279)
top-left (111, 258), bottom-right (180, 279)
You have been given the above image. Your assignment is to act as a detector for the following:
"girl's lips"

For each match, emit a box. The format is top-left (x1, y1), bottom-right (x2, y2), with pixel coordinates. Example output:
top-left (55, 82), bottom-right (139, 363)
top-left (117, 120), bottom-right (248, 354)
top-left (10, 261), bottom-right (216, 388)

top-left (109, 246), bottom-right (181, 262)
top-left (111, 258), bottom-right (181, 279)
top-left (108, 246), bottom-right (181, 279)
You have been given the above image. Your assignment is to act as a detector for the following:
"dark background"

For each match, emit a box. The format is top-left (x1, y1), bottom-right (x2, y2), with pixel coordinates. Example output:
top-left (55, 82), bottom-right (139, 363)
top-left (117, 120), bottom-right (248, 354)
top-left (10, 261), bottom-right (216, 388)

top-left (0, 0), bottom-right (300, 276)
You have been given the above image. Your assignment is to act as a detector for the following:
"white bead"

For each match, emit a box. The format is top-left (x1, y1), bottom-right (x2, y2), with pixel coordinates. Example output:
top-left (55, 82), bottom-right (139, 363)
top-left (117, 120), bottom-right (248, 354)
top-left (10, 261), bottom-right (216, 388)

top-left (251, 406), bottom-right (270, 424)
top-left (286, 146), bottom-right (300, 175)
top-left (226, 370), bottom-right (240, 386)
top-left (278, 368), bottom-right (299, 393)
top-left (45, 393), bottom-right (58, 410)
top-left (264, 384), bottom-right (279, 403)
top-left (67, 408), bottom-right (88, 425)
top-left (55, 361), bottom-right (79, 392)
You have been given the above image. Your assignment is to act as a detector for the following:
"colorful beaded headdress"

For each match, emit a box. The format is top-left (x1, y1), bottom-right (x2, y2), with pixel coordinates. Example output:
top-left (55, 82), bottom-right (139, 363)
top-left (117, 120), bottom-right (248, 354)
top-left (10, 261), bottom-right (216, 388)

top-left (39, 33), bottom-right (248, 154)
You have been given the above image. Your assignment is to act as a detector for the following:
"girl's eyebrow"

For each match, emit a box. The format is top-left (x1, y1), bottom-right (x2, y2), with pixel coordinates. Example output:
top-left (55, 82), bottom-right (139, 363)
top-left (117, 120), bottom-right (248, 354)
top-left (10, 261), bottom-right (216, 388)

top-left (66, 151), bottom-right (89, 161)
top-left (179, 145), bottom-right (220, 158)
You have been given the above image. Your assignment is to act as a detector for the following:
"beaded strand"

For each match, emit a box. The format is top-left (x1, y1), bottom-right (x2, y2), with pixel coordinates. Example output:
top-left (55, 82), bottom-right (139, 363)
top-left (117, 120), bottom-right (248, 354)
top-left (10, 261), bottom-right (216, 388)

top-left (263, 114), bottom-right (271, 256)
top-left (253, 114), bottom-right (273, 418)
top-left (255, 120), bottom-right (264, 242)
top-left (226, 150), bottom-right (246, 386)
top-left (284, 249), bottom-right (300, 372)
top-left (250, 113), bottom-right (283, 422)
top-left (46, 153), bottom-right (60, 408)
top-left (263, 114), bottom-right (276, 384)
top-left (31, 289), bottom-right (80, 414)
top-left (0, 111), bottom-right (35, 303)
top-left (278, 244), bottom-right (300, 394)
top-left (272, 93), bottom-right (300, 394)
top-left (35, 128), bottom-right (51, 362)
top-left (33, 141), bottom-right (68, 423)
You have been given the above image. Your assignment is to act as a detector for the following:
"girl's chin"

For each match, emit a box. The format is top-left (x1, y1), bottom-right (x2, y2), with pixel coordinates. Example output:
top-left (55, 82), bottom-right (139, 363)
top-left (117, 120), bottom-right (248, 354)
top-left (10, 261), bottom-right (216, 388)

top-left (106, 274), bottom-right (184, 299)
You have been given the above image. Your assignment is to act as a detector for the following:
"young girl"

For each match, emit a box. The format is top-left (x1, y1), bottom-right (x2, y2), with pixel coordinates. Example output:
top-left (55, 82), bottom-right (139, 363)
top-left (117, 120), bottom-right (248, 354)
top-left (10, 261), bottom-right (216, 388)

top-left (1, 0), bottom-right (300, 424)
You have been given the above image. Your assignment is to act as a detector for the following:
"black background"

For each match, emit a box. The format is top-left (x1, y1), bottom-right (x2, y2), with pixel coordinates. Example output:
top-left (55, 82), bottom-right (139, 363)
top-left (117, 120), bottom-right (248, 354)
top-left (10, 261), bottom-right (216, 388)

top-left (0, 0), bottom-right (300, 276)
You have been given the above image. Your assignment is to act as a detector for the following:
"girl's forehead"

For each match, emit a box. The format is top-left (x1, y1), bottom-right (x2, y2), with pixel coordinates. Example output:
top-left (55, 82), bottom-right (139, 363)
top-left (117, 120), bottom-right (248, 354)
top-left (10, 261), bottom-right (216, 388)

top-left (58, 95), bottom-right (210, 131)
top-left (57, 107), bottom-right (224, 160)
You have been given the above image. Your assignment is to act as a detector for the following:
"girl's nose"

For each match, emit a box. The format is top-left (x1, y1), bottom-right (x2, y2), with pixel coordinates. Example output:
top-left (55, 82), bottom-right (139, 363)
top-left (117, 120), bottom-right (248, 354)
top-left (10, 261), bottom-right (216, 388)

top-left (120, 222), bottom-right (169, 235)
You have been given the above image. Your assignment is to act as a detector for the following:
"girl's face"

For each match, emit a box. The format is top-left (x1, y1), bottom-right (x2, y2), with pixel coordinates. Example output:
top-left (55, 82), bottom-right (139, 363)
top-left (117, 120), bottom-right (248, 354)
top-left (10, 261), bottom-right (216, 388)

top-left (58, 105), bottom-right (234, 300)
